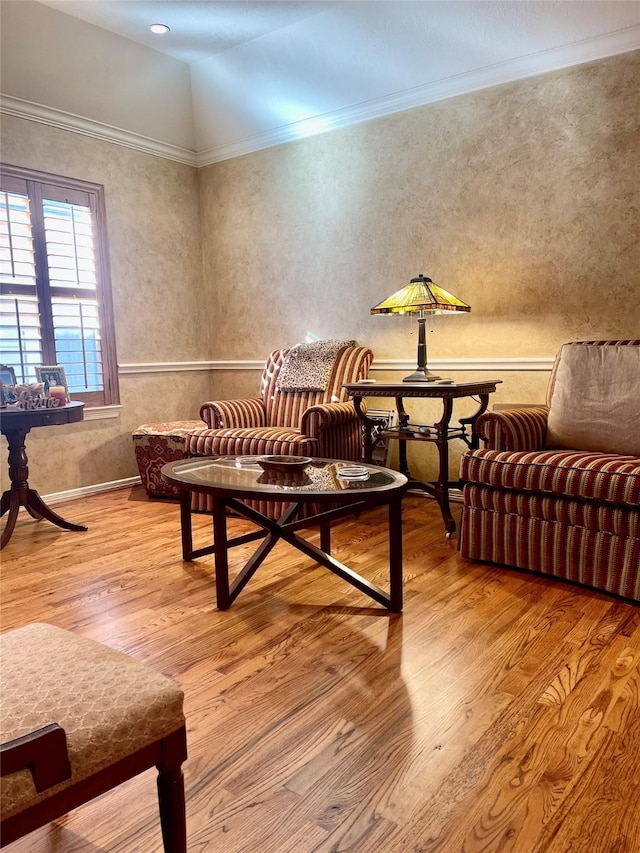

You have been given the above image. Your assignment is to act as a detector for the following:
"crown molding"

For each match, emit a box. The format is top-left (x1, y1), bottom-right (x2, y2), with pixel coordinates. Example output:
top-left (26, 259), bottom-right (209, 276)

top-left (0, 95), bottom-right (198, 166)
top-left (197, 27), bottom-right (640, 165)
top-left (118, 357), bottom-right (555, 375)
top-left (3, 29), bottom-right (636, 167)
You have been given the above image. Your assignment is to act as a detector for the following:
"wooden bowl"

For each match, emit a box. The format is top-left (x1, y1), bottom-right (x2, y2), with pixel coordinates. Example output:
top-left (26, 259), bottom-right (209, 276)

top-left (257, 455), bottom-right (312, 473)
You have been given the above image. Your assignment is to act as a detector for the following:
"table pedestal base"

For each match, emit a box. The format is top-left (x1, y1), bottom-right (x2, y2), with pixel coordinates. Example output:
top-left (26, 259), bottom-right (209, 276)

top-left (1, 425), bottom-right (87, 549)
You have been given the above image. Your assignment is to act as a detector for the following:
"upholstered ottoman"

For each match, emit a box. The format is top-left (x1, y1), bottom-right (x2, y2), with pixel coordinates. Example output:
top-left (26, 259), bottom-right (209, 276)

top-left (133, 420), bottom-right (205, 497)
top-left (0, 622), bottom-right (187, 850)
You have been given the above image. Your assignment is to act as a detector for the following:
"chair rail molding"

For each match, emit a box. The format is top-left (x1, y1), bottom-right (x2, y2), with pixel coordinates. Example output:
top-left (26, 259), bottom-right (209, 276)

top-left (371, 357), bottom-right (555, 372)
top-left (119, 361), bottom-right (217, 374)
top-left (118, 357), bottom-right (556, 375)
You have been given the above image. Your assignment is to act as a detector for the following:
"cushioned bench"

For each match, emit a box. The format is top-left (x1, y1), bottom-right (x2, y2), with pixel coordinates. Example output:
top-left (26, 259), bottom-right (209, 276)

top-left (133, 420), bottom-right (205, 497)
top-left (0, 623), bottom-right (187, 850)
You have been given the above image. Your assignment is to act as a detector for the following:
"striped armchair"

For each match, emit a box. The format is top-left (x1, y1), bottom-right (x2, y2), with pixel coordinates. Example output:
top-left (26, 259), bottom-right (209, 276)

top-left (459, 340), bottom-right (640, 601)
top-left (186, 345), bottom-right (373, 517)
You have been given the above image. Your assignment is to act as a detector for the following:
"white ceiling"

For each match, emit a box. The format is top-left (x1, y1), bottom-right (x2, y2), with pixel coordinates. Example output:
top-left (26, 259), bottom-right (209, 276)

top-left (28, 2), bottom-right (640, 160)
top-left (41, 1), bottom-right (338, 65)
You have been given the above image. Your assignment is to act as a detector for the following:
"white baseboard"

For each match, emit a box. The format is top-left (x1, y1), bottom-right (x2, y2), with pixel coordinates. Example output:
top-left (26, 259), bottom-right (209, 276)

top-left (42, 476), bottom-right (141, 505)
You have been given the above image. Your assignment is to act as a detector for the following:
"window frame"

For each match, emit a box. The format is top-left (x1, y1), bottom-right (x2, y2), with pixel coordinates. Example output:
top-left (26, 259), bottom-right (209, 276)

top-left (0, 163), bottom-right (119, 407)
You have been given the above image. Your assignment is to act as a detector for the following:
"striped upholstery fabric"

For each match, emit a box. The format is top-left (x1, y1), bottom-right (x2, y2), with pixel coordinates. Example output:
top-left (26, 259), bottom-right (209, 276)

top-left (461, 449), bottom-right (640, 508)
top-left (461, 492), bottom-right (640, 601)
top-left (201, 398), bottom-right (265, 430)
top-left (460, 340), bottom-right (640, 601)
top-left (477, 406), bottom-right (549, 452)
top-left (188, 345), bottom-right (373, 518)
top-left (186, 427), bottom-right (318, 458)
top-left (464, 484), bottom-right (640, 540)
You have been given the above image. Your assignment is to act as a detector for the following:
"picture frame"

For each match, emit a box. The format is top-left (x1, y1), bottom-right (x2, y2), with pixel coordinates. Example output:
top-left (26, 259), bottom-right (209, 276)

top-left (35, 365), bottom-right (69, 400)
top-left (0, 364), bottom-right (17, 387)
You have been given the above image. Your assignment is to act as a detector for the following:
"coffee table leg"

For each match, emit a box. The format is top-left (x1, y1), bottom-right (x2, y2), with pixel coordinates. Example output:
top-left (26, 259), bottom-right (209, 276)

top-left (212, 498), bottom-right (231, 609)
top-left (320, 519), bottom-right (331, 554)
top-left (179, 490), bottom-right (193, 560)
top-left (388, 495), bottom-right (403, 612)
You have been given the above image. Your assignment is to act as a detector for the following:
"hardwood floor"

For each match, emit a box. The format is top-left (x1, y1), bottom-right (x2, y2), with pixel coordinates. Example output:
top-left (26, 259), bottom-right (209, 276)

top-left (1, 486), bottom-right (638, 852)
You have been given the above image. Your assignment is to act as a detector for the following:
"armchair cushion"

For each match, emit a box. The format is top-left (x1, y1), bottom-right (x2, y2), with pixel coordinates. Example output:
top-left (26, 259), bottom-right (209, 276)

top-left (464, 483), bottom-right (640, 540)
top-left (460, 449), bottom-right (640, 509)
top-left (186, 426), bottom-right (318, 458)
top-left (546, 341), bottom-right (640, 455)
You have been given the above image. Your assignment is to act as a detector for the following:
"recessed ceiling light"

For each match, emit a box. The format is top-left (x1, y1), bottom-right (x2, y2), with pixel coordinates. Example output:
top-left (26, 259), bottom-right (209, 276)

top-left (150, 24), bottom-right (170, 35)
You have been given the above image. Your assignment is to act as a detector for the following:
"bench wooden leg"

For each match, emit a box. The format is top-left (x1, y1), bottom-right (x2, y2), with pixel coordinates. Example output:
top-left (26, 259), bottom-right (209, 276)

top-left (156, 727), bottom-right (188, 853)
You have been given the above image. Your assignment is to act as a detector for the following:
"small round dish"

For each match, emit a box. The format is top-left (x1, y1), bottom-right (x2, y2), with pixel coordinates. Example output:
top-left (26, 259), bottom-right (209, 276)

top-left (234, 455), bottom-right (263, 468)
top-left (257, 455), bottom-right (312, 473)
top-left (337, 465), bottom-right (370, 481)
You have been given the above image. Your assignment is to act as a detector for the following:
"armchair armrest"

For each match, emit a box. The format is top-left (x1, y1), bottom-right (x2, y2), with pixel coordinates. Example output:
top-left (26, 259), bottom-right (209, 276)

top-left (1, 723), bottom-right (71, 792)
top-left (477, 405), bottom-right (549, 451)
top-left (301, 401), bottom-right (359, 438)
top-left (199, 398), bottom-right (266, 429)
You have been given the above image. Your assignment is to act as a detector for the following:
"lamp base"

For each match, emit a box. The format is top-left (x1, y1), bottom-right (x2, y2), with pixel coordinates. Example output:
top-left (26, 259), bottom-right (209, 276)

top-left (402, 369), bottom-right (441, 383)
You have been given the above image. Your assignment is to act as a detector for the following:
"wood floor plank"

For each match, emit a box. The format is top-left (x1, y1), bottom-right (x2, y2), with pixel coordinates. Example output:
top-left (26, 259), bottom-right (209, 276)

top-left (1, 486), bottom-right (638, 852)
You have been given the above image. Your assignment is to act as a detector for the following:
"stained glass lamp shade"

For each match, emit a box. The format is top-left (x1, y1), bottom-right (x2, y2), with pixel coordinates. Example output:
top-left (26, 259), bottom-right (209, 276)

top-left (371, 274), bottom-right (470, 382)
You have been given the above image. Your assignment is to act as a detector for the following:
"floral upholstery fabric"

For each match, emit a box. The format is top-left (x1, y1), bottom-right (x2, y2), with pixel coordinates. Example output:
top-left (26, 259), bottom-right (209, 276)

top-left (133, 419), bottom-right (205, 497)
top-left (0, 623), bottom-right (185, 820)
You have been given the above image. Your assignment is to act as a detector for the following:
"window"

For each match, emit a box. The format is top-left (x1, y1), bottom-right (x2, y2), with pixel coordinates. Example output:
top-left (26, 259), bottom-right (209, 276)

top-left (0, 164), bottom-right (119, 407)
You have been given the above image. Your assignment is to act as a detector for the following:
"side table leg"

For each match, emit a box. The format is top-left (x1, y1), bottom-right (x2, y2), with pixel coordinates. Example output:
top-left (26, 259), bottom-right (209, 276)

top-left (353, 397), bottom-right (372, 462)
top-left (25, 490), bottom-right (87, 532)
top-left (435, 398), bottom-right (456, 536)
top-left (1, 491), bottom-right (21, 549)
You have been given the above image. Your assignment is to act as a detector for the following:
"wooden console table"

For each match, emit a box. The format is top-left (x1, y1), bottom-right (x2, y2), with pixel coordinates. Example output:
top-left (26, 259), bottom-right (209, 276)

top-left (1, 401), bottom-right (87, 549)
top-left (343, 380), bottom-right (501, 535)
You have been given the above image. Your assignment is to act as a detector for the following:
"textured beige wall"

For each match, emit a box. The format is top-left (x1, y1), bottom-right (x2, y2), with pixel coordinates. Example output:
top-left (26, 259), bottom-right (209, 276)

top-left (2, 52), bottom-right (638, 498)
top-left (200, 52), bottom-right (639, 365)
top-left (199, 52), bottom-right (639, 481)
top-left (1, 117), bottom-right (209, 496)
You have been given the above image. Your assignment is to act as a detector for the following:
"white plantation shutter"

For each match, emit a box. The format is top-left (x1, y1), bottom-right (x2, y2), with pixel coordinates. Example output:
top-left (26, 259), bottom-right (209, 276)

top-left (0, 165), bottom-right (118, 406)
top-left (0, 181), bottom-right (45, 380)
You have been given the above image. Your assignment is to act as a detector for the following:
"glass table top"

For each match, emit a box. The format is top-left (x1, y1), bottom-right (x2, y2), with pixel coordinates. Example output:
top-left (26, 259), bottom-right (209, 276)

top-left (162, 456), bottom-right (407, 497)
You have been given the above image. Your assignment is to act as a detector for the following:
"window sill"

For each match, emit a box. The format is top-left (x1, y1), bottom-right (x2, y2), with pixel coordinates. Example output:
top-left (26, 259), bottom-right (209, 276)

top-left (83, 404), bottom-right (122, 421)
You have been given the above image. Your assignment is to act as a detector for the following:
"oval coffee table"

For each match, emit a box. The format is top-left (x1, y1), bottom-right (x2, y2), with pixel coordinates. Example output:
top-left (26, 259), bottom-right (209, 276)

top-left (161, 456), bottom-right (408, 611)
